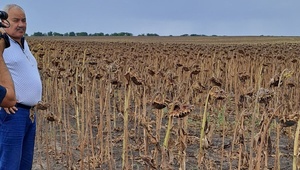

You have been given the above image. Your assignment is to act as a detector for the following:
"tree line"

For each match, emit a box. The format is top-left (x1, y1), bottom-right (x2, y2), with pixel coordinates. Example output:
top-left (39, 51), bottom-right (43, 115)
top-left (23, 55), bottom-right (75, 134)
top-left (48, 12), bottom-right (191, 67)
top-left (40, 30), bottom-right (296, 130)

top-left (30, 31), bottom-right (210, 37)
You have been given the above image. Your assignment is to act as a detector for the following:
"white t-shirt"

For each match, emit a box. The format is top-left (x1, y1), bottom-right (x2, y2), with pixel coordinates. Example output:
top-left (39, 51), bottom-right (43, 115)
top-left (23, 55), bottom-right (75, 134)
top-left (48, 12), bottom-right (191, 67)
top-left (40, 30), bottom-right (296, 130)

top-left (3, 36), bottom-right (42, 106)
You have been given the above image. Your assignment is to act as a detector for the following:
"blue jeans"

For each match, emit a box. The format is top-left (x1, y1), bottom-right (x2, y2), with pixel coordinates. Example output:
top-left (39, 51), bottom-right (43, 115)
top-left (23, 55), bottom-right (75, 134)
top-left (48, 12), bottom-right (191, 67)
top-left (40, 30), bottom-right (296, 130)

top-left (0, 107), bottom-right (36, 170)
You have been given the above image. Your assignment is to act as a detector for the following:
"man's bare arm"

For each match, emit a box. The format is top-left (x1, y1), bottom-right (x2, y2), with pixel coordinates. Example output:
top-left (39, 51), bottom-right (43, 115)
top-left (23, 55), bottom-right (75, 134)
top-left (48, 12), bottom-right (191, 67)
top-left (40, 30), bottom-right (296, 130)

top-left (0, 37), bottom-right (16, 107)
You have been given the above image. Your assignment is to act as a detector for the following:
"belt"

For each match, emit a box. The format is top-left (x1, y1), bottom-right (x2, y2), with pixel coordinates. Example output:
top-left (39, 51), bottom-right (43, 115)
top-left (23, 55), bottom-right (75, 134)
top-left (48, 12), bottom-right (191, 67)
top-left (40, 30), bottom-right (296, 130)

top-left (15, 103), bottom-right (34, 110)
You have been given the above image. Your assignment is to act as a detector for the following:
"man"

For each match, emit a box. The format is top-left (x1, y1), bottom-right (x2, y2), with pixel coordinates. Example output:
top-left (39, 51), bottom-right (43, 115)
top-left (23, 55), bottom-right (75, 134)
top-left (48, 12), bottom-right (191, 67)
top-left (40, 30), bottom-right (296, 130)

top-left (0, 4), bottom-right (42, 170)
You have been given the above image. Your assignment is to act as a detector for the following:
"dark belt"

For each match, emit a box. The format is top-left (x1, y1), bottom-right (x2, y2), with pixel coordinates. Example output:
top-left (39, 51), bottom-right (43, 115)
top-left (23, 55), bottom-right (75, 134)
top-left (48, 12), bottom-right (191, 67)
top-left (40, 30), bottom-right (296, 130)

top-left (16, 103), bottom-right (34, 110)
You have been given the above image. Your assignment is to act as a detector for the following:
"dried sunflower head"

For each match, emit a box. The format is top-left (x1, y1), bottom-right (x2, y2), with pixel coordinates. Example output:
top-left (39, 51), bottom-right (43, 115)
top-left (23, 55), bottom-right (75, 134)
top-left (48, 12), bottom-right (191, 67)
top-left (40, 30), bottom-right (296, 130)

top-left (209, 86), bottom-right (227, 100)
top-left (257, 88), bottom-right (273, 104)
top-left (168, 102), bottom-right (194, 118)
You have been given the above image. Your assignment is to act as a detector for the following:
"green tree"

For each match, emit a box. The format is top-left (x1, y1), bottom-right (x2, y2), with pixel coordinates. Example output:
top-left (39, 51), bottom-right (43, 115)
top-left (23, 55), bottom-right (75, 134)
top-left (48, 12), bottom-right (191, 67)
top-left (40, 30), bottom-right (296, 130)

top-left (69, 32), bottom-right (76, 36)
top-left (97, 32), bottom-right (105, 36)
top-left (89, 32), bottom-right (104, 36)
top-left (76, 32), bottom-right (88, 36)
top-left (53, 32), bottom-right (63, 36)
top-left (32, 32), bottom-right (44, 36)
top-left (47, 31), bottom-right (53, 36)
top-left (146, 33), bottom-right (159, 36)
top-left (110, 32), bottom-right (133, 36)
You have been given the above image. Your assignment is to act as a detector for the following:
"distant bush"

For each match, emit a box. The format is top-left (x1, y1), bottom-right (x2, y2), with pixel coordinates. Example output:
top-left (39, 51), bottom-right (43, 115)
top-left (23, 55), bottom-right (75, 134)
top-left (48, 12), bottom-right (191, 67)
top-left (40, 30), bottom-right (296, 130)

top-left (32, 32), bottom-right (44, 36)
top-left (31, 31), bottom-right (211, 37)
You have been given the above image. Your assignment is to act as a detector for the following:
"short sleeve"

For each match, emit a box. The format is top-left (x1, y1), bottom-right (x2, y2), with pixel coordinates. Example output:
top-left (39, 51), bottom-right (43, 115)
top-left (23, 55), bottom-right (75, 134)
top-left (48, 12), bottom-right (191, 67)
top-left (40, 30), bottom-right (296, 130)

top-left (0, 85), bottom-right (7, 104)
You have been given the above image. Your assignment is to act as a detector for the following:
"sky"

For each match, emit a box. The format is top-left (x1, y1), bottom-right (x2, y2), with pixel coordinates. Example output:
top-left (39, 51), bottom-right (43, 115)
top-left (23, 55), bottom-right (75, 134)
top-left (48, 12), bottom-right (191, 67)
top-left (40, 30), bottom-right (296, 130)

top-left (0, 0), bottom-right (299, 36)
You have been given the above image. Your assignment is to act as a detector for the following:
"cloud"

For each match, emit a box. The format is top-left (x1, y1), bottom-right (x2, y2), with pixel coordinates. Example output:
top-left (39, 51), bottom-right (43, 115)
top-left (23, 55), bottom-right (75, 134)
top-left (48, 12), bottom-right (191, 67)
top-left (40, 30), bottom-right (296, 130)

top-left (3, 0), bottom-right (300, 36)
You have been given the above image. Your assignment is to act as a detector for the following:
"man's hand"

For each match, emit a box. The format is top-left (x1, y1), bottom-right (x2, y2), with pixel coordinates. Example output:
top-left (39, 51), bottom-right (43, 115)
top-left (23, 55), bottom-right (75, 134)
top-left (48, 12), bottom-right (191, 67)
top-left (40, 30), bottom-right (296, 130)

top-left (3, 106), bottom-right (17, 114)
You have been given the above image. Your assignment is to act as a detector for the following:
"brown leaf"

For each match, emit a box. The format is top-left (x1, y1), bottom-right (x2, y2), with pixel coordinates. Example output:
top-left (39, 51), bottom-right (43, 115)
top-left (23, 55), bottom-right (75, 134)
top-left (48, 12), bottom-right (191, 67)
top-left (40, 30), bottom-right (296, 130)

top-left (152, 101), bottom-right (167, 109)
top-left (139, 155), bottom-right (157, 169)
top-left (36, 101), bottom-right (50, 110)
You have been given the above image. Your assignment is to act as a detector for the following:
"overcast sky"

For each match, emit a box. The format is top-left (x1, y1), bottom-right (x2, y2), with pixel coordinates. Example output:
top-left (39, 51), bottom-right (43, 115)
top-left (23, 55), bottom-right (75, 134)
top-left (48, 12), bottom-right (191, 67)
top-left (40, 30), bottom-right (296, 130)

top-left (1, 0), bottom-right (299, 36)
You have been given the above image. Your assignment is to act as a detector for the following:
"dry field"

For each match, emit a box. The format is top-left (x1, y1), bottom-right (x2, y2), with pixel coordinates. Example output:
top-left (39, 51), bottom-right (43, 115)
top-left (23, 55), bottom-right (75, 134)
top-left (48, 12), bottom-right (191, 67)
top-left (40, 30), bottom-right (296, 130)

top-left (27, 36), bottom-right (300, 169)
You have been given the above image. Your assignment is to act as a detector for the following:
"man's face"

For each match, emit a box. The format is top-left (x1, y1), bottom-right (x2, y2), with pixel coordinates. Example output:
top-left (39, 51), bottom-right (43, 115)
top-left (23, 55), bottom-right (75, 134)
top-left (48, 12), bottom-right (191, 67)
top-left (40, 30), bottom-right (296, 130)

top-left (4, 7), bottom-right (26, 40)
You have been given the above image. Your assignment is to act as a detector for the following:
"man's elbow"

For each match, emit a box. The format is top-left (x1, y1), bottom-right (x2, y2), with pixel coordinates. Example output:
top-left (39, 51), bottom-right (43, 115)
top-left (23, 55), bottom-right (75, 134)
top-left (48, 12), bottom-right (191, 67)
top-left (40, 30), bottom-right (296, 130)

top-left (0, 87), bottom-right (17, 107)
top-left (0, 99), bottom-right (17, 107)
top-left (0, 95), bottom-right (17, 107)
